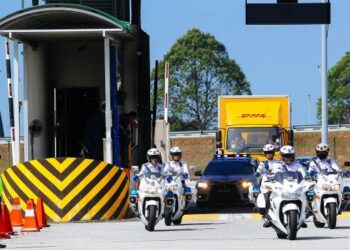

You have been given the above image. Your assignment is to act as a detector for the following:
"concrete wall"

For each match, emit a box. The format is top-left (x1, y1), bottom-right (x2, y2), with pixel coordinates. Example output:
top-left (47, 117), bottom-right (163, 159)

top-left (48, 40), bottom-right (105, 98)
top-left (171, 130), bottom-right (350, 173)
top-left (24, 42), bottom-right (48, 160)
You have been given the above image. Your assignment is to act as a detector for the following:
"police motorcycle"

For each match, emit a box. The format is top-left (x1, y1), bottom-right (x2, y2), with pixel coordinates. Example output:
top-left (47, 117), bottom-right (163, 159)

top-left (129, 173), bottom-right (174, 232)
top-left (249, 171), bottom-right (274, 215)
top-left (164, 172), bottom-right (193, 226)
top-left (311, 169), bottom-right (350, 229)
top-left (257, 171), bottom-right (315, 240)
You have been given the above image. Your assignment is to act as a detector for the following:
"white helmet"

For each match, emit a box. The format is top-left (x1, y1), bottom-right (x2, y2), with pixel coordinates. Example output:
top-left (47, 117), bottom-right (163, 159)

top-left (263, 144), bottom-right (275, 153)
top-left (147, 148), bottom-right (160, 161)
top-left (170, 146), bottom-right (182, 155)
top-left (315, 143), bottom-right (329, 152)
top-left (280, 145), bottom-right (295, 155)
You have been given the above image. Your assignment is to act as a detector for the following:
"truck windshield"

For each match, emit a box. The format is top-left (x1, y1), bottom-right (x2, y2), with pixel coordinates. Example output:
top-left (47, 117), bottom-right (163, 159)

top-left (226, 127), bottom-right (280, 152)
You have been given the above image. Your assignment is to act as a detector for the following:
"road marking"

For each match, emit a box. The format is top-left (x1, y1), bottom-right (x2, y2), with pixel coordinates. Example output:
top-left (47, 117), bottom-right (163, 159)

top-left (183, 214), bottom-right (220, 221)
top-left (183, 212), bottom-right (350, 221)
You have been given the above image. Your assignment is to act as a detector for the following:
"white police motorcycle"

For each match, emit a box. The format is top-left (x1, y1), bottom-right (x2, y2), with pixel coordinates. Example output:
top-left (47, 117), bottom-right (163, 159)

top-left (257, 171), bottom-right (315, 240)
top-left (164, 173), bottom-right (193, 226)
top-left (129, 175), bottom-right (174, 232)
top-left (311, 169), bottom-right (350, 229)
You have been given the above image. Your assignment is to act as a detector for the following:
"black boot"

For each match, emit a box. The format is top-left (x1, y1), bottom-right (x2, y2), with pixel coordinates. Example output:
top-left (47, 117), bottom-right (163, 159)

top-left (263, 219), bottom-right (272, 228)
top-left (301, 222), bottom-right (308, 228)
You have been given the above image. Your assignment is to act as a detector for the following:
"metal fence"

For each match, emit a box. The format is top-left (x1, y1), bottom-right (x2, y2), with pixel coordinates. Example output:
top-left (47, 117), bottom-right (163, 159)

top-left (169, 124), bottom-right (350, 138)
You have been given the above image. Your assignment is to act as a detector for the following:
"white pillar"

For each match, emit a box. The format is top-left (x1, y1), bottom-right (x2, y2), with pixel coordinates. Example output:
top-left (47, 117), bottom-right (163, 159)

top-left (13, 39), bottom-right (20, 164)
top-left (104, 37), bottom-right (112, 164)
top-left (164, 62), bottom-right (170, 162)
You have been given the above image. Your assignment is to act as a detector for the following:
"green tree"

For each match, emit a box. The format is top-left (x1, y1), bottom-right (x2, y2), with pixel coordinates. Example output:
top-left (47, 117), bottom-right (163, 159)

top-left (151, 28), bottom-right (251, 131)
top-left (317, 51), bottom-right (350, 123)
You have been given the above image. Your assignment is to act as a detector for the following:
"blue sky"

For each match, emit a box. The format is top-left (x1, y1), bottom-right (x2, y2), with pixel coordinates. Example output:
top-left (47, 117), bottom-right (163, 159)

top-left (0, 0), bottom-right (350, 136)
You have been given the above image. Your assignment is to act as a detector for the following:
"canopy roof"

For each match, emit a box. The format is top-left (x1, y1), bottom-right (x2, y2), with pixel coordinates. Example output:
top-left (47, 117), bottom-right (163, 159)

top-left (0, 4), bottom-right (134, 41)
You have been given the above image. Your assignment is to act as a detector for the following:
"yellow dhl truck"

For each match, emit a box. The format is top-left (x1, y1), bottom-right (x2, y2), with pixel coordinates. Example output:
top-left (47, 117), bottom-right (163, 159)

top-left (216, 95), bottom-right (293, 161)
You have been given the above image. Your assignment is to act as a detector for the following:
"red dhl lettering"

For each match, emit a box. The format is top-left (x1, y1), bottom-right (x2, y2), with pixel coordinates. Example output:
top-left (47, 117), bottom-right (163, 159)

top-left (241, 114), bottom-right (267, 118)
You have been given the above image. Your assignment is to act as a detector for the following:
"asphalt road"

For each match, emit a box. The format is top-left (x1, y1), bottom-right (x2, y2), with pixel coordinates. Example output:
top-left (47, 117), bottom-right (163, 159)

top-left (2, 211), bottom-right (350, 250)
top-left (2, 179), bottom-right (350, 249)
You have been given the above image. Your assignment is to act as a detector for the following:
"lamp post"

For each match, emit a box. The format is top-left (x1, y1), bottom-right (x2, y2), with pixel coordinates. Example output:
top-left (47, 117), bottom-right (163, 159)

top-left (321, 0), bottom-right (328, 144)
top-left (308, 94), bottom-right (311, 124)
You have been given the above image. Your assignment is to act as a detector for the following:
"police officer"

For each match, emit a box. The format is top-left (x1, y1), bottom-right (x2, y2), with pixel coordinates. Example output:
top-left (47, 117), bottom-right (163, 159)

top-left (138, 148), bottom-right (164, 178)
top-left (309, 143), bottom-right (340, 174)
top-left (255, 144), bottom-right (280, 228)
top-left (164, 147), bottom-right (189, 188)
top-left (134, 148), bottom-right (164, 190)
top-left (256, 144), bottom-right (280, 176)
top-left (274, 145), bottom-right (307, 178)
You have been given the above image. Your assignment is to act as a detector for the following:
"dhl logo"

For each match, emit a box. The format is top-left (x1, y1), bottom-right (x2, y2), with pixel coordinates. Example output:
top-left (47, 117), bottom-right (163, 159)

top-left (240, 114), bottom-right (269, 118)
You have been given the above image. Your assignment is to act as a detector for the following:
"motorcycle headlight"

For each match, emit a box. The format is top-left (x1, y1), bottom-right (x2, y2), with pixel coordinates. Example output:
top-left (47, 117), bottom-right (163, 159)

top-left (331, 184), bottom-right (340, 191)
top-left (145, 187), bottom-right (162, 194)
top-left (281, 188), bottom-right (302, 200)
top-left (197, 182), bottom-right (208, 189)
top-left (168, 184), bottom-right (178, 191)
top-left (322, 184), bottom-right (339, 191)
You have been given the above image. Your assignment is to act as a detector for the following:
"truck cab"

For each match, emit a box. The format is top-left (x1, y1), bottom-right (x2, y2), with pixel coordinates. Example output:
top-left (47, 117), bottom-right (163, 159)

top-left (216, 95), bottom-right (293, 161)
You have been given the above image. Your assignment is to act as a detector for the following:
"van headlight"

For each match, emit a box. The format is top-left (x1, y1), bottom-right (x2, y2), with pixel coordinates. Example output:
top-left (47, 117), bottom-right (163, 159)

top-left (242, 181), bottom-right (252, 188)
top-left (197, 182), bottom-right (208, 189)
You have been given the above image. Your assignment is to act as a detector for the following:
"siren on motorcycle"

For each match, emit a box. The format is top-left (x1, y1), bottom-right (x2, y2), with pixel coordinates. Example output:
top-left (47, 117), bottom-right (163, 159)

top-left (343, 186), bottom-right (350, 201)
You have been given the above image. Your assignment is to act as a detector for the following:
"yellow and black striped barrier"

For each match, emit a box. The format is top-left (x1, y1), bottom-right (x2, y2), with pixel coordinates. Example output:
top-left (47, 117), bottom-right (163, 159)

top-left (0, 157), bottom-right (129, 222)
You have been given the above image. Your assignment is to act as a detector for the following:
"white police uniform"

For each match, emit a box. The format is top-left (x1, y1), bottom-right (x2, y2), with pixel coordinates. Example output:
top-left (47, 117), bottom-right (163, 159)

top-left (309, 158), bottom-right (340, 173)
top-left (138, 162), bottom-right (164, 178)
top-left (164, 160), bottom-right (189, 179)
top-left (256, 159), bottom-right (281, 174)
top-left (273, 161), bottom-right (307, 178)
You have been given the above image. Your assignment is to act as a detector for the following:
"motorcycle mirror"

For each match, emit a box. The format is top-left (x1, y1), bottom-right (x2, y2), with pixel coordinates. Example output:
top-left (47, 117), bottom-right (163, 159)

top-left (189, 165), bottom-right (197, 171)
top-left (131, 165), bottom-right (139, 174)
top-left (194, 171), bottom-right (202, 176)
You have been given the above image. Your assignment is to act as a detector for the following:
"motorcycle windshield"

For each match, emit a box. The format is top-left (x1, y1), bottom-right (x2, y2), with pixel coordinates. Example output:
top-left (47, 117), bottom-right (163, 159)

top-left (274, 171), bottom-right (303, 184)
top-left (319, 169), bottom-right (338, 175)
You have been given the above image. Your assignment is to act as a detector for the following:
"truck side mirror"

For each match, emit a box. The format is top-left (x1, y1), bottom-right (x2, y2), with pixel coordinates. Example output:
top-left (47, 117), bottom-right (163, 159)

top-left (288, 129), bottom-right (294, 146)
top-left (216, 130), bottom-right (222, 142)
top-left (216, 130), bottom-right (222, 148)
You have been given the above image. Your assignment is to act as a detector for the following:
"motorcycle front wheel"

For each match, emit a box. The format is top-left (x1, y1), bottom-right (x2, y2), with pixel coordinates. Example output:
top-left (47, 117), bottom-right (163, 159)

top-left (164, 212), bottom-right (172, 226)
top-left (146, 205), bottom-right (157, 232)
top-left (286, 210), bottom-right (298, 240)
top-left (327, 203), bottom-right (337, 229)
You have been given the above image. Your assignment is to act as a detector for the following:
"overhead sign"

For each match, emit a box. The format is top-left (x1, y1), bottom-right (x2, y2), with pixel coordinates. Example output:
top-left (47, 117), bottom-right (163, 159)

top-left (246, 1), bottom-right (331, 25)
